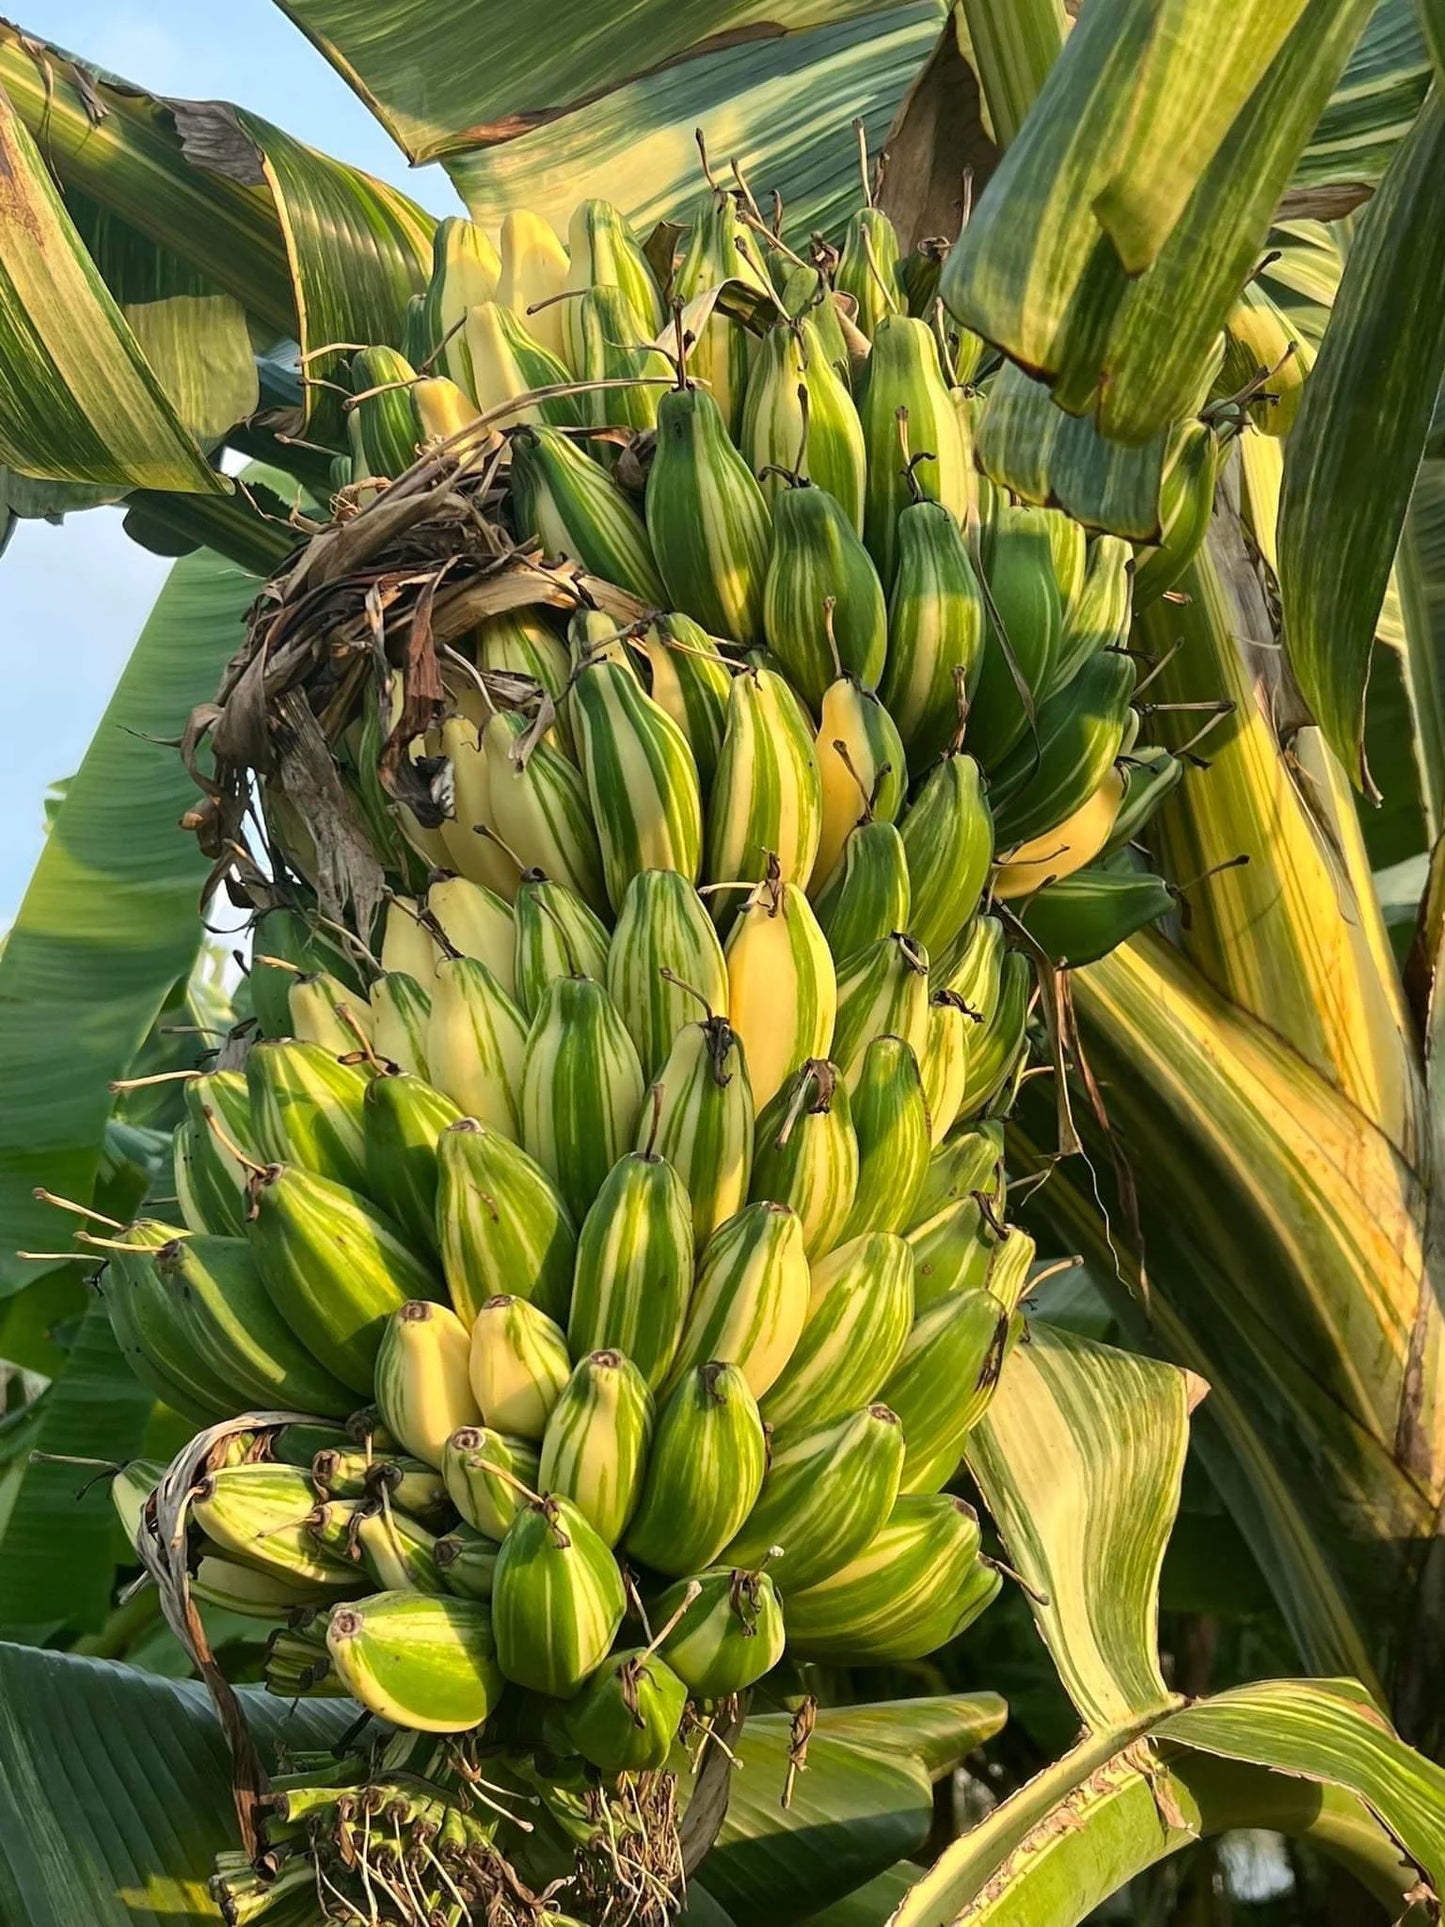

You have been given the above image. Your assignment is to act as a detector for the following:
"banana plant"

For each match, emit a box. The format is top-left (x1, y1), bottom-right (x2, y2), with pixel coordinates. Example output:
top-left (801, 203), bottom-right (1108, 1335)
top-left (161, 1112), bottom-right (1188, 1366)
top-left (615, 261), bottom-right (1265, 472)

top-left (2, 0), bottom-right (1445, 1923)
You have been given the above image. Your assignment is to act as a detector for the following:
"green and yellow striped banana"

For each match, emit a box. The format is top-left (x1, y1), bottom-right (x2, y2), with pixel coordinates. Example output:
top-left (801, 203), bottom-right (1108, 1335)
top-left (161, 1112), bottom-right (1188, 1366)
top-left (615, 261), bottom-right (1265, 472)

top-left (493, 1493), bottom-right (626, 1696)
top-left (647, 382), bottom-right (772, 645)
top-left (468, 1293), bottom-right (573, 1440)
top-left (724, 866), bottom-right (836, 1113)
top-left (375, 1300), bottom-right (481, 1468)
top-left (644, 1014), bottom-right (754, 1246)
top-left (748, 1058), bottom-right (858, 1260)
top-left (626, 1362), bottom-right (767, 1577)
top-left (725, 1402), bottom-right (905, 1591)
top-left (762, 483), bottom-right (886, 710)
top-left (761, 1231), bottom-right (914, 1435)
top-left (607, 868), bottom-right (730, 1082)
top-left (538, 1349), bottom-right (654, 1546)
top-left (436, 1118), bottom-right (577, 1327)
top-left (668, 1199), bottom-right (808, 1399)
top-left (327, 1591), bottom-right (505, 1732)
top-left (568, 1152), bottom-right (694, 1389)
top-left (520, 973), bottom-right (645, 1223)
top-left (840, 1036), bottom-right (931, 1239)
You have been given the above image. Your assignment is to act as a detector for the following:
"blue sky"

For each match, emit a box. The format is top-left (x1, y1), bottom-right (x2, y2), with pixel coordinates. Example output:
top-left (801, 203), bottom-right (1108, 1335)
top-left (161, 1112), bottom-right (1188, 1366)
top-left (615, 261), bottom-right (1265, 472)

top-left (1, 0), bottom-right (462, 926)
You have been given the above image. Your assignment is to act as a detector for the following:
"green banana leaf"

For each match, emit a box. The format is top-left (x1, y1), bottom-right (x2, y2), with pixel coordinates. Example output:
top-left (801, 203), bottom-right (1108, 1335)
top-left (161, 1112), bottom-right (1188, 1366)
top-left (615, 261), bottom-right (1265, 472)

top-left (0, 83), bottom-right (222, 495)
top-left (268, 0), bottom-right (924, 164)
top-left (0, 1642), bottom-right (351, 1927)
top-left (693, 1717), bottom-right (933, 1924)
top-left (0, 28), bottom-right (436, 478)
top-left (967, 1324), bottom-right (1186, 1731)
top-left (954, 0), bottom-right (1067, 149)
top-left (0, 537), bottom-right (266, 1300)
top-left (0, 27), bottom-right (295, 335)
top-left (0, 1302), bottom-right (158, 1638)
top-left (1141, 535), bottom-right (1417, 1156)
top-left (1009, 931), bottom-right (1443, 1726)
top-left (1279, 89), bottom-right (1445, 786)
top-left (1291, 0), bottom-right (1433, 190)
top-left (891, 1715), bottom-right (1435, 1926)
top-left (974, 361), bottom-right (1170, 537)
top-left (0, 1644), bottom-right (997, 1927)
top-left (940, 0), bottom-right (1375, 443)
top-left (445, 5), bottom-right (946, 240)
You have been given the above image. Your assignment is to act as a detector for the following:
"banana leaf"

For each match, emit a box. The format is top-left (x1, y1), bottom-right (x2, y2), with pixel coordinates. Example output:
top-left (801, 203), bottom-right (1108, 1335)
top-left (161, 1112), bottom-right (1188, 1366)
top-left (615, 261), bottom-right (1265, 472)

top-left (0, 530), bottom-right (271, 1300)
top-left (1279, 88), bottom-right (1445, 787)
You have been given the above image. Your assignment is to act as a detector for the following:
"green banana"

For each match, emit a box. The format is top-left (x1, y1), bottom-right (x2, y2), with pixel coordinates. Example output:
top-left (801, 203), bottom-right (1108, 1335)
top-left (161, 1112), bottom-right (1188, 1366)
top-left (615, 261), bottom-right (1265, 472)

top-left (637, 615), bottom-right (734, 800)
top-left (435, 1524), bottom-right (501, 1601)
top-left (1132, 421), bottom-right (1221, 608)
top-left (347, 347), bottom-right (422, 481)
top-left (570, 654), bottom-right (704, 910)
top-left (561, 198), bottom-right (665, 364)
top-left (956, 948), bottom-right (1031, 1120)
top-left (520, 973), bottom-right (646, 1223)
top-left (705, 665), bottom-right (823, 911)
top-left (968, 504), bottom-right (1063, 768)
top-left (492, 1493), bottom-right (626, 1696)
top-left (538, 1350), bottom-right (655, 1547)
top-left (245, 1038), bottom-right (370, 1194)
top-left (811, 817), bottom-right (911, 967)
top-left (174, 1071), bottom-right (254, 1238)
top-left (1020, 864), bottom-right (1175, 966)
top-left (920, 991), bottom-right (972, 1145)
top-left (375, 1300), bottom-right (481, 1468)
top-left (326, 1591), bottom-right (505, 1732)
top-left (1102, 746), bottom-right (1185, 857)
top-left (362, 1067), bottom-right (461, 1257)
top-left (989, 650), bottom-right (1136, 851)
top-left (191, 1465), bottom-right (358, 1587)
top-left (436, 1118), bottom-right (577, 1327)
top-left (510, 425), bottom-right (666, 604)
top-left (667, 1200), bottom-right (809, 1400)
top-left (468, 1294), bottom-right (573, 1440)
top-left (571, 285), bottom-right (672, 437)
top-left (151, 1234), bottom-right (354, 1417)
top-left (748, 1058), bottom-right (858, 1261)
top-left (513, 872), bottom-right (611, 1021)
top-left (881, 1289), bottom-right (1010, 1493)
top-left (625, 1362), bottom-right (767, 1577)
top-left (1054, 534), bottom-right (1132, 694)
top-left (742, 318), bottom-right (866, 530)
top-left (427, 955), bottom-right (529, 1139)
top-left (646, 381), bottom-right (772, 645)
top-left (836, 204), bottom-right (902, 342)
top-left (859, 315), bottom-right (973, 589)
top-left (418, 215), bottom-right (501, 389)
top-left (761, 1231), bottom-right (914, 1436)
top-left (247, 1164), bottom-right (439, 1393)
top-left (655, 1563), bottom-right (785, 1697)
top-left (782, 1493), bottom-right (1000, 1661)
top-left (724, 1403), bottom-right (905, 1592)
top-left (644, 1013), bottom-right (754, 1247)
top-left (762, 483), bottom-right (886, 711)
top-left (569, 1152), bottom-right (694, 1390)
top-left (881, 498), bottom-right (985, 769)
top-left (672, 190), bottom-right (771, 434)
top-left (563, 1648), bottom-right (688, 1773)
top-left (607, 868), bottom-right (730, 1083)
top-left (897, 751), bottom-right (994, 967)
top-left (369, 971), bottom-right (432, 1080)
top-left (724, 867), bottom-right (836, 1114)
top-left (443, 1425), bottom-right (542, 1540)
top-left (840, 1036), bottom-right (931, 1239)
top-left (830, 932), bottom-right (931, 1091)
top-left (778, 262), bottom-right (851, 373)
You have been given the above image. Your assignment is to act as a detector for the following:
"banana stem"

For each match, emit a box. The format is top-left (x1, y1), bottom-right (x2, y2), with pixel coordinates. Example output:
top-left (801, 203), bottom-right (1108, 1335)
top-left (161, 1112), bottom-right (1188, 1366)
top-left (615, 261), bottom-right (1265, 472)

top-left (202, 1104), bottom-right (269, 1176)
top-left (32, 1187), bottom-right (125, 1229)
top-left (640, 1579), bottom-right (703, 1664)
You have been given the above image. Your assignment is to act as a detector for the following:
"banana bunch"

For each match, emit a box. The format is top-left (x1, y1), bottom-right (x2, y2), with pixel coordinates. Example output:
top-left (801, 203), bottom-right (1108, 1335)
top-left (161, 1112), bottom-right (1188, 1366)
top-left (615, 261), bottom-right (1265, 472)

top-left (106, 141), bottom-right (1203, 1927)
